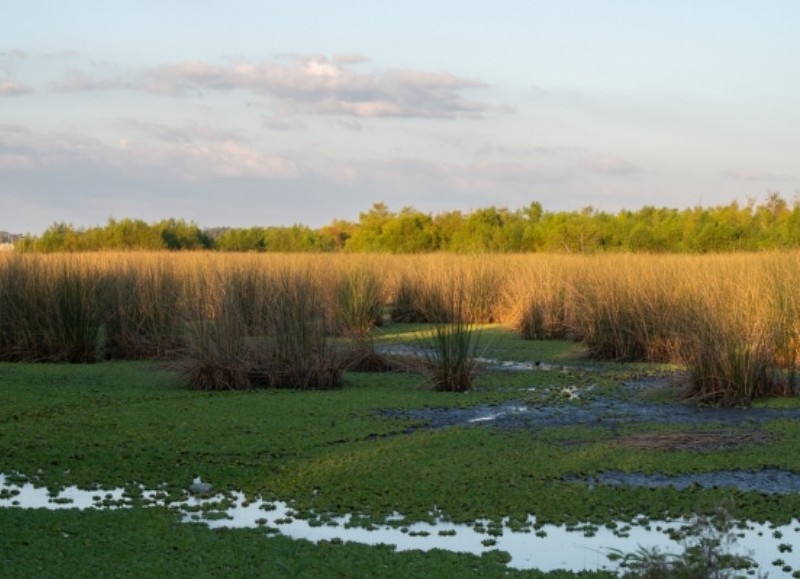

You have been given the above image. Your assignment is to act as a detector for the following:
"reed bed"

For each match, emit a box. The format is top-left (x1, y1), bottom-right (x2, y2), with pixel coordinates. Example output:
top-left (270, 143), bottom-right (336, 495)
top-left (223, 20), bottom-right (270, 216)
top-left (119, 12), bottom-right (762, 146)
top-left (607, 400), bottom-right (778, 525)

top-left (1, 251), bottom-right (799, 402)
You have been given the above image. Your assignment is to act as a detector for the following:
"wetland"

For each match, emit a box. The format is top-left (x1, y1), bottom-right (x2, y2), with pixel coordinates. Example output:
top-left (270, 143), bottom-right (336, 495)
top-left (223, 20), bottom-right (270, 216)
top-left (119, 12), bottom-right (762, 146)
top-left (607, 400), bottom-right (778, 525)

top-left (3, 325), bottom-right (800, 576)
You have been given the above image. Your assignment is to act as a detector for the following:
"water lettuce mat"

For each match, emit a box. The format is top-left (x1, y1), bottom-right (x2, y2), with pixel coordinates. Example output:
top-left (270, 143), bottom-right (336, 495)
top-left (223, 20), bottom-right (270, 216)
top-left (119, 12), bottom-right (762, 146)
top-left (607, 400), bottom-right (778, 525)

top-left (3, 325), bottom-right (800, 576)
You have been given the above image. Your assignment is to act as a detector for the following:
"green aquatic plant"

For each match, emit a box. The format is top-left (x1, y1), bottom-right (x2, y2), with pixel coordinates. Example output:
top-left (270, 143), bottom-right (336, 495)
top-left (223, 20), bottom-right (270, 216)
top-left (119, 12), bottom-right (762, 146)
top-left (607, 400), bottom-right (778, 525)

top-left (608, 506), bottom-right (762, 579)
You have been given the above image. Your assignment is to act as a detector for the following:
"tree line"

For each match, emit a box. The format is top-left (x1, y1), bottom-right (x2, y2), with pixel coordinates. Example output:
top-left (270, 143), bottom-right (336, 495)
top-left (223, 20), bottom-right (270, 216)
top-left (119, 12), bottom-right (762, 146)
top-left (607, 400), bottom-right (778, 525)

top-left (14, 193), bottom-right (800, 253)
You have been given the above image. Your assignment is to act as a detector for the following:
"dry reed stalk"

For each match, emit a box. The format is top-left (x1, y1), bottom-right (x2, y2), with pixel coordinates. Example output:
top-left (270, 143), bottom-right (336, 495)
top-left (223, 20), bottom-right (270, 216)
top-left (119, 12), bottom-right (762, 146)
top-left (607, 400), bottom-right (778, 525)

top-left (506, 255), bottom-right (580, 339)
top-left (675, 254), bottom-right (796, 404)
top-left (2, 251), bottom-right (799, 403)
top-left (256, 268), bottom-right (341, 389)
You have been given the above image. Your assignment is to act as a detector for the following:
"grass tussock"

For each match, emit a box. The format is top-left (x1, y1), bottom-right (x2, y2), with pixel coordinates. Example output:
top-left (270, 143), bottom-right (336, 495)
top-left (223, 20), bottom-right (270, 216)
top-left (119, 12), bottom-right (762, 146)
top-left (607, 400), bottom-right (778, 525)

top-left (572, 258), bottom-right (683, 362)
top-left (179, 267), bottom-right (341, 390)
top-left (421, 283), bottom-right (482, 392)
top-left (333, 267), bottom-right (384, 339)
top-left (677, 261), bottom-right (798, 404)
top-left (256, 270), bottom-right (341, 390)
top-left (331, 267), bottom-right (397, 371)
top-left (179, 271), bottom-right (254, 390)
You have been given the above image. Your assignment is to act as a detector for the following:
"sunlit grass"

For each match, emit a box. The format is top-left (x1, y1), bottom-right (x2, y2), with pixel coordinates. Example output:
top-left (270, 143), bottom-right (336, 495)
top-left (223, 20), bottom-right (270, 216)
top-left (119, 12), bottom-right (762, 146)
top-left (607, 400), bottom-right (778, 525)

top-left (2, 251), bottom-right (800, 403)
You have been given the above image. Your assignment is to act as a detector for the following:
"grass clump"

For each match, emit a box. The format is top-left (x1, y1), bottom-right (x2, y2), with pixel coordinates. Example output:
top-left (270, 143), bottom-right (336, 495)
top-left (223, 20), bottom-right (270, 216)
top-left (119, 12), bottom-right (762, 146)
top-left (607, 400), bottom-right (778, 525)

top-left (102, 257), bottom-right (185, 359)
top-left (333, 268), bottom-right (383, 339)
top-left (256, 270), bottom-right (342, 390)
top-left (179, 268), bottom-right (341, 391)
top-left (181, 313), bottom-right (253, 391)
top-left (421, 285), bottom-right (482, 392)
top-left (678, 261), bottom-right (799, 406)
top-left (332, 268), bottom-right (396, 372)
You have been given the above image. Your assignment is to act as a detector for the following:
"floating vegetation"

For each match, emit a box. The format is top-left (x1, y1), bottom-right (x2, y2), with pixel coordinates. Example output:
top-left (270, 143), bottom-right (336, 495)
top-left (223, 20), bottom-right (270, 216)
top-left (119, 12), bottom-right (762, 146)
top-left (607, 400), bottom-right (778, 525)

top-left (2, 473), bottom-right (800, 574)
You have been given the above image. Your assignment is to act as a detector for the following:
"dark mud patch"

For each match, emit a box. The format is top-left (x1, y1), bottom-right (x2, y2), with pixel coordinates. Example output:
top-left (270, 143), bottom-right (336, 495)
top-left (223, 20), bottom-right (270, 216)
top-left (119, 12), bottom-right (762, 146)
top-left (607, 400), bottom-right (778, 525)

top-left (563, 468), bottom-right (800, 495)
top-left (397, 398), bottom-right (800, 431)
top-left (387, 387), bottom-right (800, 495)
top-left (614, 431), bottom-right (772, 452)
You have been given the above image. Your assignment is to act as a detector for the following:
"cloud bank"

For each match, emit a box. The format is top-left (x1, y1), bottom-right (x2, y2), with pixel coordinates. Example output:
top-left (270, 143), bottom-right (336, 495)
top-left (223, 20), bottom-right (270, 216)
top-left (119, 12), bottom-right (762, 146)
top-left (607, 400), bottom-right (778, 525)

top-left (53, 54), bottom-right (490, 119)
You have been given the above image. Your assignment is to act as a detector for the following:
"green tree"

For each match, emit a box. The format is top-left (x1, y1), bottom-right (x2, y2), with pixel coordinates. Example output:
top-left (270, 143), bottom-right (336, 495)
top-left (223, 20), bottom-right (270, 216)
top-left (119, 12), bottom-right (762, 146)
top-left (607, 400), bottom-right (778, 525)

top-left (345, 203), bottom-right (393, 252)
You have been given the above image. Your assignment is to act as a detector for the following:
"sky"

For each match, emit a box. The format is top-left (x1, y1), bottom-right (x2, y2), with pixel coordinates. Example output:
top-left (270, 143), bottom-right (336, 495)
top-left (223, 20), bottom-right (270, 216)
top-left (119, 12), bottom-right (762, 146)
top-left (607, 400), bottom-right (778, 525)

top-left (1, 1), bottom-right (799, 234)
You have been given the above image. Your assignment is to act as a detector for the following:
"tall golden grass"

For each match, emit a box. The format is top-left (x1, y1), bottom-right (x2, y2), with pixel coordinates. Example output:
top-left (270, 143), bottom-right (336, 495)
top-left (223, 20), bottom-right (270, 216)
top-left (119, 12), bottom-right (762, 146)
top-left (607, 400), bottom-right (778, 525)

top-left (1, 251), bottom-right (798, 402)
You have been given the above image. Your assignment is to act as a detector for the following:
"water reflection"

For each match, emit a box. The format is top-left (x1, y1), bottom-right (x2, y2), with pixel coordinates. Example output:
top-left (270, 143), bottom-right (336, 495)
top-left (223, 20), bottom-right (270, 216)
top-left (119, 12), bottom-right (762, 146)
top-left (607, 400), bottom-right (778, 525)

top-left (3, 473), bottom-right (800, 573)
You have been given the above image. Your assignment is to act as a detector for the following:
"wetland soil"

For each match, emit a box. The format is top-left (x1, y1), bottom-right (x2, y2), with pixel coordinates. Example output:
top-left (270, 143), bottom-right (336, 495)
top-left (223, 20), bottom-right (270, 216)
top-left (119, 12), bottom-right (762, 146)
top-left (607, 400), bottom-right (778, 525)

top-left (397, 397), bottom-right (800, 431)
top-left (389, 377), bottom-right (800, 495)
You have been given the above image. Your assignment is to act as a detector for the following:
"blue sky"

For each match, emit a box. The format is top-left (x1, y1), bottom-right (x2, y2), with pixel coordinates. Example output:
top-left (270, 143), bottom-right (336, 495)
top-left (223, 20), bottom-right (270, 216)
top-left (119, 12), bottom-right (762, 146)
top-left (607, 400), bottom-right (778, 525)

top-left (2, 1), bottom-right (798, 234)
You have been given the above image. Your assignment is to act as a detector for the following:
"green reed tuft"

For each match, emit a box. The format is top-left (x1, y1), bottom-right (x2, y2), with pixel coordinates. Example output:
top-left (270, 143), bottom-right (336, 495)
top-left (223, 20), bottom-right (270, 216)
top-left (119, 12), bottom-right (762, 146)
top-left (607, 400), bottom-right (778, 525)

top-left (422, 283), bottom-right (481, 392)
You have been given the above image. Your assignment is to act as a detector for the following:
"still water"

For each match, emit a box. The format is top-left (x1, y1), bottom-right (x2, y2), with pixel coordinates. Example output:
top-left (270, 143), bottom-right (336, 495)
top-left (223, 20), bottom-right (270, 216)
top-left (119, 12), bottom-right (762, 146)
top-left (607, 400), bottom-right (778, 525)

top-left (3, 473), bottom-right (800, 574)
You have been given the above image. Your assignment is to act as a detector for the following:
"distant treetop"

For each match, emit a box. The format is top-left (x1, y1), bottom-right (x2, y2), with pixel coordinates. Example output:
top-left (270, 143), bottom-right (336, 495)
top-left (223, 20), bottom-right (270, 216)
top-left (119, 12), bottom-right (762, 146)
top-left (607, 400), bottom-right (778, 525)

top-left (14, 194), bottom-right (800, 254)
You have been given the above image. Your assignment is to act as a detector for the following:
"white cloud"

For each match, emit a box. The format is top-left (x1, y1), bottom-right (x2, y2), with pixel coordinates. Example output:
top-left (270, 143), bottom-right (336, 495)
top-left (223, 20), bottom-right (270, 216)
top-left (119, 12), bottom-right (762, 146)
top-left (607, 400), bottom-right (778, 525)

top-left (335, 119), bottom-right (363, 131)
top-left (301, 155), bottom-right (570, 197)
top-left (0, 124), bottom-right (102, 164)
top-left (142, 59), bottom-right (228, 96)
top-left (263, 115), bottom-right (306, 131)
top-left (0, 79), bottom-right (33, 97)
top-left (0, 123), bottom-right (296, 182)
top-left (137, 54), bottom-right (489, 118)
top-left (331, 53), bottom-right (369, 65)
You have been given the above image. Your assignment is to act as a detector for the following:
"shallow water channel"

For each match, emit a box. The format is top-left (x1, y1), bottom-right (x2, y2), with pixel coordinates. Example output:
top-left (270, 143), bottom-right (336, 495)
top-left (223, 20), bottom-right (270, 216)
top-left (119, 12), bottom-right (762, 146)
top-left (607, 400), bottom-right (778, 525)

top-left (2, 473), bottom-right (800, 574)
